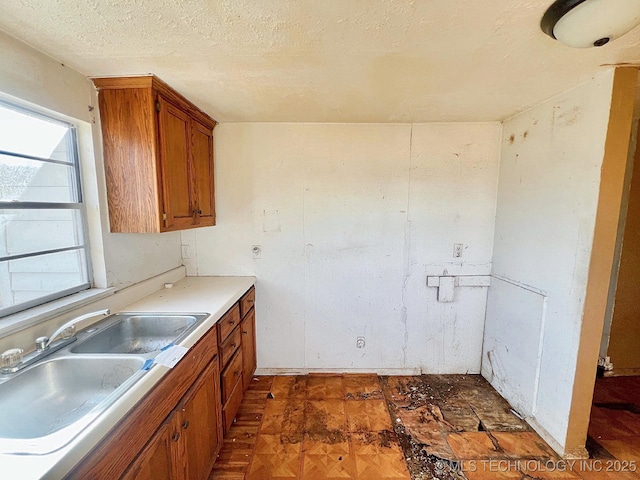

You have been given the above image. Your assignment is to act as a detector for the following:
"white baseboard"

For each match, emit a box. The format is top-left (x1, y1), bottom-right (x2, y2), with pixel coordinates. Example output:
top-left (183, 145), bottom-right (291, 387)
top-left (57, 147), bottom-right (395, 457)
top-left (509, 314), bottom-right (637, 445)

top-left (255, 367), bottom-right (423, 376)
top-left (525, 417), bottom-right (580, 458)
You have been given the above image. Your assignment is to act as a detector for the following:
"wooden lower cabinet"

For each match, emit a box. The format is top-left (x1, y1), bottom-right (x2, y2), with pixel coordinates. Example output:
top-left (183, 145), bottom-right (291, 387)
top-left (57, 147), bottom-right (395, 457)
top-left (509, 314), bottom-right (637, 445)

top-left (122, 422), bottom-right (173, 480)
top-left (173, 359), bottom-right (222, 480)
top-left (122, 359), bottom-right (222, 480)
top-left (66, 287), bottom-right (256, 480)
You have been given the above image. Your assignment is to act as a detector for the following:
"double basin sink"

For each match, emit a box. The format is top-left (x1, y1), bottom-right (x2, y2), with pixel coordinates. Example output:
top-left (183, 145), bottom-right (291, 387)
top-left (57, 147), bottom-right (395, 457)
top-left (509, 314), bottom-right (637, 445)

top-left (0, 312), bottom-right (209, 455)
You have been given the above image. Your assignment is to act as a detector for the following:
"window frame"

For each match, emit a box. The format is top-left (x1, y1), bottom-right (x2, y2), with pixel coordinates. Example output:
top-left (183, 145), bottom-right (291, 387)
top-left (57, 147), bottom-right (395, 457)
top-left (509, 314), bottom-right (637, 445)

top-left (0, 100), bottom-right (93, 318)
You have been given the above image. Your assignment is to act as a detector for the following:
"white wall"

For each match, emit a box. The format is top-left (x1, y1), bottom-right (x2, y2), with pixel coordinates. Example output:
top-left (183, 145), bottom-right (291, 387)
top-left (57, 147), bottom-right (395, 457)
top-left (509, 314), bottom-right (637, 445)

top-left (183, 122), bottom-right (501, 373)
top-left (483, 71), bottom-right (616, 452)
top-left (0, 30), bottom-right (182, 291)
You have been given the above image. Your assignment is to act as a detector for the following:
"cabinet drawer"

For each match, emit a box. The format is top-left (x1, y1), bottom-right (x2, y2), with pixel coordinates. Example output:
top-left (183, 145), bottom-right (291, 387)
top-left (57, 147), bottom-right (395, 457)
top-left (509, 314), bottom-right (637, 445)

top-left (220, 326), bottom-right (241, 367)
top-left (240, 287), bottom-right (255, 318)
top-left (222, 378), bottom-right (243, 433)
top-left (221, 349), bottom-right (243, 404)
top-left (218, 304), bottom-right (240, 344)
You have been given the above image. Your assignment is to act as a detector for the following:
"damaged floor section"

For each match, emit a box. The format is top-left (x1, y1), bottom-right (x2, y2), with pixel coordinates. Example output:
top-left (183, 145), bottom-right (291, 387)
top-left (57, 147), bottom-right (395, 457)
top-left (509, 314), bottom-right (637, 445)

top-left (210, 375), bottom-right (640, 479)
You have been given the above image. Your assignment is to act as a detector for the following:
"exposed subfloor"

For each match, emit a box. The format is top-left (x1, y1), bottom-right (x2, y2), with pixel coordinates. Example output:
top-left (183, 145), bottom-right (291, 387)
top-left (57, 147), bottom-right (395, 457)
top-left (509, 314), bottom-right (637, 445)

top-left (210, 375), bottom-right (640, 479)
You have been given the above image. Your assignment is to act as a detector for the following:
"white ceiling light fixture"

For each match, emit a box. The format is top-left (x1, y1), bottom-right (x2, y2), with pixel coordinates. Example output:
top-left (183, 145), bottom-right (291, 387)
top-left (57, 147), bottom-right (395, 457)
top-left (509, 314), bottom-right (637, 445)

top-left (541, 0), bottom-right (640, 48)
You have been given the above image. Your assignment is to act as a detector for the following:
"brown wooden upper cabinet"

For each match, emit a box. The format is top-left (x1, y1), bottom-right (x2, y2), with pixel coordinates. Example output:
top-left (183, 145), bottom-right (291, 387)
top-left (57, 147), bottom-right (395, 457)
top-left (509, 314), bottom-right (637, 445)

top-left (92, 75), bottom-right (216, 233)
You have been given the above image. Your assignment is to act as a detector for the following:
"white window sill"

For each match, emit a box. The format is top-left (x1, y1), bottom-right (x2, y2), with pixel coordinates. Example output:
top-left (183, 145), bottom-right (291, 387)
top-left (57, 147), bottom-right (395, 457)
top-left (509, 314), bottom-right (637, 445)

top-left (0, 287), bottom-right (116, 339)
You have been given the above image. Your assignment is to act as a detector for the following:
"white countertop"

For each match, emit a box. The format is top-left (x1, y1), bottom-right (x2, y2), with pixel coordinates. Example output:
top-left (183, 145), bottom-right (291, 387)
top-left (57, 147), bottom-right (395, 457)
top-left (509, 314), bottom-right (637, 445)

top-left (0, 275), bottom-right (255, 480)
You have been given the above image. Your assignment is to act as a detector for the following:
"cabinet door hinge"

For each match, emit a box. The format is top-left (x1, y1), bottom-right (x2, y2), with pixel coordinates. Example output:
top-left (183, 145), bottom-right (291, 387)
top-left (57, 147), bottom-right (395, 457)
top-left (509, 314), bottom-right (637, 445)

top-left (155, 101), bottom-right (161, 112)
top-left (162, 212), bottom-right (167, 222)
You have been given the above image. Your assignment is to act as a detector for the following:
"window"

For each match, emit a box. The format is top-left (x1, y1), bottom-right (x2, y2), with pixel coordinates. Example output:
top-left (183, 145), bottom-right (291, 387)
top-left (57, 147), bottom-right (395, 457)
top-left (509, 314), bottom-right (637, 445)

top-left (0, 100), bottom-right (91, 317)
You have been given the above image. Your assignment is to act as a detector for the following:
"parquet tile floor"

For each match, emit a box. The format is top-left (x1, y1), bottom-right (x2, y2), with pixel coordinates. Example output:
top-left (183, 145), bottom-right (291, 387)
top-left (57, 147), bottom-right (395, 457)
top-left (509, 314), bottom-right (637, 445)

top-left (210, 375), bottom-right (640, 479)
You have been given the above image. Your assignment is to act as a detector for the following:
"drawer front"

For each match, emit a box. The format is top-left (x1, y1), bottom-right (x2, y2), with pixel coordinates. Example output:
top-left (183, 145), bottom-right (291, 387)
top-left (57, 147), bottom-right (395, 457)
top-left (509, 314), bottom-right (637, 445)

top-left (240, 287), bottom-right (255, 318)
top-left (222, 378), bottom-right (243, 433)
top-left (218, 304), bottom-right (240, 344)
top-left (221, 349), bottom-right (243, 404)
top-left (220, 326), bottom-right (241, 367)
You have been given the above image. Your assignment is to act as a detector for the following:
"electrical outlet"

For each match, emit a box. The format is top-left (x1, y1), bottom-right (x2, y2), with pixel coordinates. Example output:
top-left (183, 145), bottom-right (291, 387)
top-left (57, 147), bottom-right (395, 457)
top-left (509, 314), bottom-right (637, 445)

top-left (181, 245), bottom-right (191, 259)
top-left (453, 243), bottom-right (463, 258)
top-left (356, 336), bottom-right (365, 348)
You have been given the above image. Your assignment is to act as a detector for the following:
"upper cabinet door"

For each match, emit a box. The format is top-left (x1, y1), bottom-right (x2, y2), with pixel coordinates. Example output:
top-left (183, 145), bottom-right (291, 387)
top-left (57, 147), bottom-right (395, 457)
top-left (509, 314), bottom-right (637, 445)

top-left (157, 97), bottom-right (194, 230)
top-left (191, 120), bottom-right (215, 226)
top-left (92, 75), bottom-right (217, 233)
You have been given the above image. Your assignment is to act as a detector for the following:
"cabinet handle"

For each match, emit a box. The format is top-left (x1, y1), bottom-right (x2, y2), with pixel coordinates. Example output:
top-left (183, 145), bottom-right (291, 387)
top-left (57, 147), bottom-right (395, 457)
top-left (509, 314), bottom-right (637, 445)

top-left (235, 370), bottom-right (240, 377)
top-left (172, 432), bottom-right (180, 442)
top-left (182, 420), bottom-right (190, 430)
top-left (231, 342), bottom-right (237, 348)
top-left (243, 330), bottom-right (248, 334)
top-left (229, 320), bottom-right (235, 325)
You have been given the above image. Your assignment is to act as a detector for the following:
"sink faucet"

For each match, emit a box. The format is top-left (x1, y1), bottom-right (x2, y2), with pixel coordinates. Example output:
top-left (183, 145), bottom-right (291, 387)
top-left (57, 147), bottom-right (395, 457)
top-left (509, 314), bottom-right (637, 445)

top-left (42, 309), bottom-right (111, 349)
top-left (0, 309), bottom-right (111, 374)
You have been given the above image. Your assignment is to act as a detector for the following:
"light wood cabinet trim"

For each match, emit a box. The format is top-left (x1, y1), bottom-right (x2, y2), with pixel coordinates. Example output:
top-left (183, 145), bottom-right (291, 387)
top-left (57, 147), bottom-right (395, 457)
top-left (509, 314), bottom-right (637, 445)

top-left (93, 75), bottom-right (216, 129)
top-left (92, 76), bottom-right (154, 90)
top-left (241, 308), bottom-right (257, 391)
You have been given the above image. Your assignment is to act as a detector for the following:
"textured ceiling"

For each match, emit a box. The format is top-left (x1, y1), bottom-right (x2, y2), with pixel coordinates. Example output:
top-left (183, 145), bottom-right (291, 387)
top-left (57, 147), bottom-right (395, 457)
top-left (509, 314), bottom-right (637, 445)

top-left (1, 0), bottom-right (640, 123)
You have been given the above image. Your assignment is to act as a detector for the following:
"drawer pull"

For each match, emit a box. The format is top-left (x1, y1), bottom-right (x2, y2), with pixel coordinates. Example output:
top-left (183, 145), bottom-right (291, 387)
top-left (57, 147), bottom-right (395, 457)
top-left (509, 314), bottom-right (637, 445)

top-left (182, 420), bottom-right (190, 430)
top-left (172, 432), bottom-right (180, 442)
top-left (243, 330), bottom-right (248, 335)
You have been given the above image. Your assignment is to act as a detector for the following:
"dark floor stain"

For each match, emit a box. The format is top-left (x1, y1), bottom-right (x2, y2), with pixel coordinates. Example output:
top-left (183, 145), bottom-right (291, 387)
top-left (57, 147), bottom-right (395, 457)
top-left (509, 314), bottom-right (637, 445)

top-left (593, 402), bottom-right (640, 414)
top-left (277, 399), bottom-right (304, 445)
top-left (353, 429), bottom-right (397, 449)
top-left (344, 390), bottom-right (382, 400)
top-left (303, 402), bottom-right (347, 444)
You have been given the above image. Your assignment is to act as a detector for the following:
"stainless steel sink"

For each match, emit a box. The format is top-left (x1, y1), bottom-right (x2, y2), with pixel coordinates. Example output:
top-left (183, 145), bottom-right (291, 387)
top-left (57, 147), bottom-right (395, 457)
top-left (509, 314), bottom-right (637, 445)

top-left (71, 313), bottom-right (209, 354)
top-left (0, 311), bottom-right (210, 455)
top-left (0, 355), bottom-right (146, 454)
